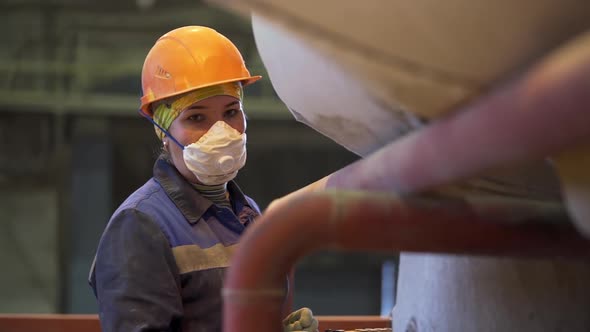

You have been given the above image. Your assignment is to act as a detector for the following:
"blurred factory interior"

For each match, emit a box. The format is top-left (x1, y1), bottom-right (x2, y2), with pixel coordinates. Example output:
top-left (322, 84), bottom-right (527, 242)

top-left (0, 0), bottom-right (398, 316)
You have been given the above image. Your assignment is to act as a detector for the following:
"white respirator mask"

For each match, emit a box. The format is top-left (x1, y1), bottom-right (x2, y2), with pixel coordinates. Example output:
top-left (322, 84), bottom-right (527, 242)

top-left (182, 121), bottom-right (247, 185)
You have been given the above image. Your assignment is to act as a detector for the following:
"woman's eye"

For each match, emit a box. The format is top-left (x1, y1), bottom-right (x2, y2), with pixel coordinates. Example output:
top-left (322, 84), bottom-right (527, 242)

top-left (188, 114), bottom-right (205, 122)
top-left (224, 109), bottom-right (239, 118)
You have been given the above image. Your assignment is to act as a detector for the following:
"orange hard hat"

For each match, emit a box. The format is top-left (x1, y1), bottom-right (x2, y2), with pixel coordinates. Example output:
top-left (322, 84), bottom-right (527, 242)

top-left (140, 26), bottom-right (261, 116)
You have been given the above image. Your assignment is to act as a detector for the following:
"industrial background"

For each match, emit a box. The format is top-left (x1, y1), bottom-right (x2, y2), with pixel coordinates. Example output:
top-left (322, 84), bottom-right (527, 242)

top-left (0, 0), bottom-right (398, 316)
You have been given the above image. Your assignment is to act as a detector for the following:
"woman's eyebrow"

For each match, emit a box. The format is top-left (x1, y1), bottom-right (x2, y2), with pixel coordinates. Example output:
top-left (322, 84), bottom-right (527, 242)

top-left (185, 100), bottom-right (240, 111)
top-left (186, 105), bottom-right (207, 110)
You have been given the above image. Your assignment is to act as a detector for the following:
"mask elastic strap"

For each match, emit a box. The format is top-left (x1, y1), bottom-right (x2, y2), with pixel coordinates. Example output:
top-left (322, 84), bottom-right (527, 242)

top-left (138, 109), bottom-right (185, 150)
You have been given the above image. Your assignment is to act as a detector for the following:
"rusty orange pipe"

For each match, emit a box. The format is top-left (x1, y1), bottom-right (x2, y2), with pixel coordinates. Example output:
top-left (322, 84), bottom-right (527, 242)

top-left (223, 191), bottom-right (590, 332)
top-left (0, 314), bottom-right (101, 332)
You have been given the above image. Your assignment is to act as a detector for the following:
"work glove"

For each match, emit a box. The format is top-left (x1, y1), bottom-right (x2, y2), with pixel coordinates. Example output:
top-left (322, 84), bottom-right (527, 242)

top-left (283, 307), bottom-right (319, 332)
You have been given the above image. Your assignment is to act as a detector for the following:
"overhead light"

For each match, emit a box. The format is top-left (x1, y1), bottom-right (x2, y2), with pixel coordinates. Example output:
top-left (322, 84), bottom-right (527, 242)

top-left (136, 0), bottom-right (156, 11)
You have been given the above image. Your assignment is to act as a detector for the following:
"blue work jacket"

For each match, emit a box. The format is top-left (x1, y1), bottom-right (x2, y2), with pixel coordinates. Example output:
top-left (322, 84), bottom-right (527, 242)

top-left (89, 157), bottom-right (260, 332)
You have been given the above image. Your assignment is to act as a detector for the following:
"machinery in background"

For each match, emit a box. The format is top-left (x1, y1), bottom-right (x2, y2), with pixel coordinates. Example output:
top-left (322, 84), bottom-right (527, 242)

top-left (206, 1), bottom-right (590, 331)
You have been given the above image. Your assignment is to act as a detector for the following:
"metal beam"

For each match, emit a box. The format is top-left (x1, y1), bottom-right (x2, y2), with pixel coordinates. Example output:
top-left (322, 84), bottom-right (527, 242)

top-left (0, 90), bottom-right (291, 119)
top-left (0, 2), bottom-right (284, 118)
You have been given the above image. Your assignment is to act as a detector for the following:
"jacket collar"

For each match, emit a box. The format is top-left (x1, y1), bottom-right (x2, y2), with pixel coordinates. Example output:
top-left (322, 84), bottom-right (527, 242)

top-left (153, 157), bottom-right (254, 224)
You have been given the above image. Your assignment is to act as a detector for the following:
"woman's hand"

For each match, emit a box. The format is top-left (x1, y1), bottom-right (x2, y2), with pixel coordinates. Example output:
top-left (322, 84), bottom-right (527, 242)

top-left (283, 307), bottom-right (319, 332)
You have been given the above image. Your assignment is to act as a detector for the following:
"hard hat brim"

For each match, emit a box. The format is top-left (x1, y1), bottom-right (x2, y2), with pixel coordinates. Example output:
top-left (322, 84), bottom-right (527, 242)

top-left (140, 75), bottom-right (262, 116)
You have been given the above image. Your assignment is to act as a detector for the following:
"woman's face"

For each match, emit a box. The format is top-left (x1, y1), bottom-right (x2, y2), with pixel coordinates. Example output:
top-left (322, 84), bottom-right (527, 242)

top-left (164, 95), bottom-right (246, 184)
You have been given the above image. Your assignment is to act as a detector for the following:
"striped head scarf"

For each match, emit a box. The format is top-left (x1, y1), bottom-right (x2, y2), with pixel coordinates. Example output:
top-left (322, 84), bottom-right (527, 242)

top-left (152, 82), bottom-right (243, 140)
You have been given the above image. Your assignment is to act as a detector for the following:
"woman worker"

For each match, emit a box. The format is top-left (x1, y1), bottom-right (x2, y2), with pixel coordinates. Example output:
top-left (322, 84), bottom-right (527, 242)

top-left (89, 26), bottom-right (318, 332)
